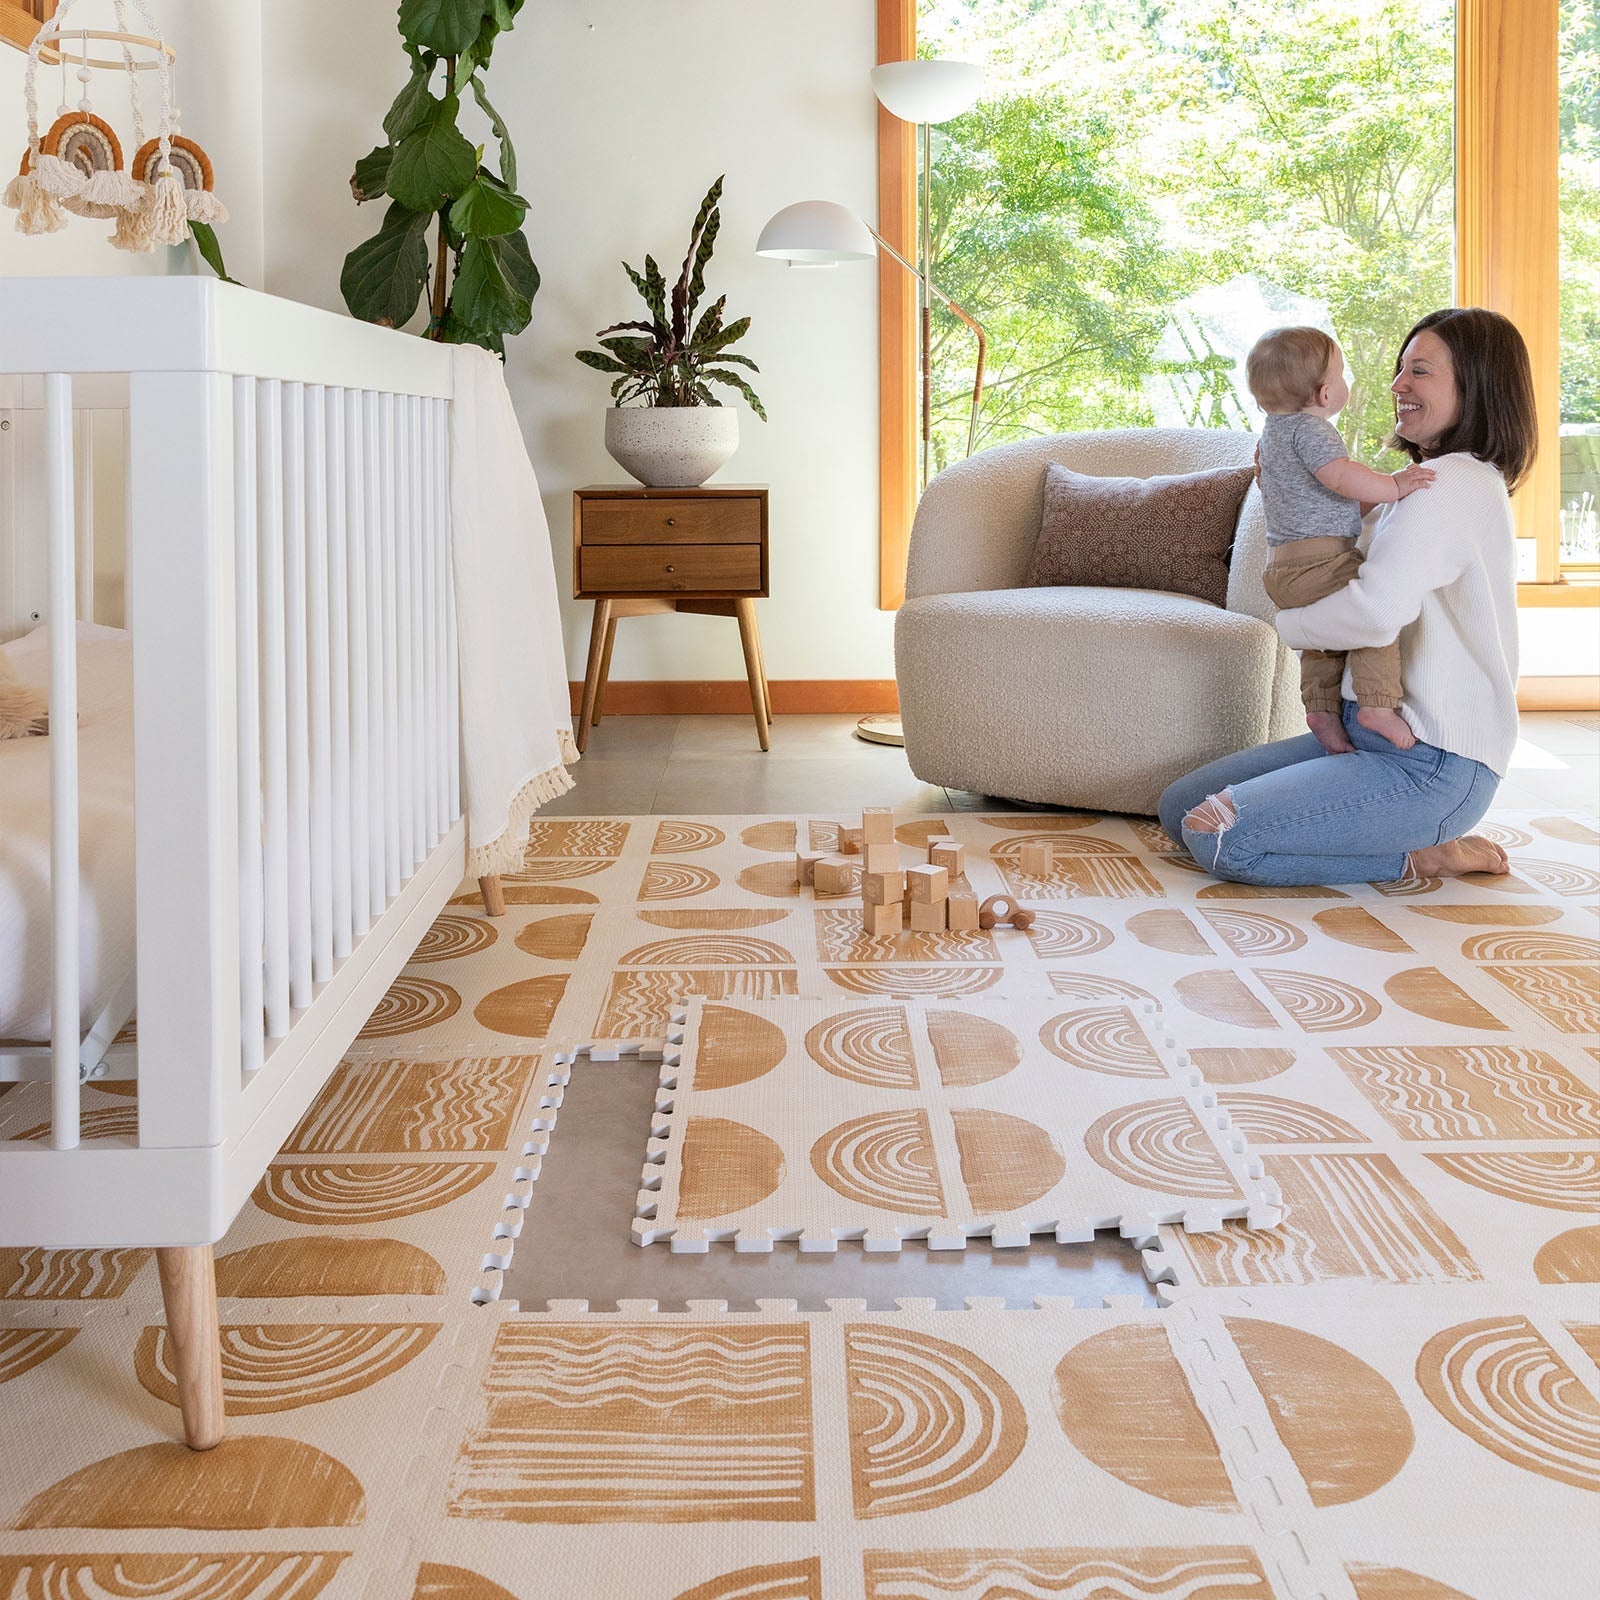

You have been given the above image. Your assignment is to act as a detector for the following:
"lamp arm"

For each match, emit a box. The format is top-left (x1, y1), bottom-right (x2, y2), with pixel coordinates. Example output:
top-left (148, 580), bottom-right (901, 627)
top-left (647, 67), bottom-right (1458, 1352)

top-left (867, 226), bottom-right (988, 458)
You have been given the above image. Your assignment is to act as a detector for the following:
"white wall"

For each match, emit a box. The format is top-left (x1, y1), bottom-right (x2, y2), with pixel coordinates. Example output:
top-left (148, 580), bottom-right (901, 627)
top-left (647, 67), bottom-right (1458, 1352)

top-left (261, 0), bottom-right (894, 685)
top-left (0, 1), bottom-right (264, 284)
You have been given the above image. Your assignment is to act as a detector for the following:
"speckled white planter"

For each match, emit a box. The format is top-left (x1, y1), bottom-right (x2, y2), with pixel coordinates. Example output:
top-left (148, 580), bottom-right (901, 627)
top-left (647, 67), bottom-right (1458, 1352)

top-left (604, 407), bottom-right (739, 487)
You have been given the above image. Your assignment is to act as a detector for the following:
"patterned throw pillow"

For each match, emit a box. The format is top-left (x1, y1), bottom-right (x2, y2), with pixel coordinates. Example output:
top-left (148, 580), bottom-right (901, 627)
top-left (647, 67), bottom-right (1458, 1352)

top-left (1023, 461), bottom-right (1257, 606)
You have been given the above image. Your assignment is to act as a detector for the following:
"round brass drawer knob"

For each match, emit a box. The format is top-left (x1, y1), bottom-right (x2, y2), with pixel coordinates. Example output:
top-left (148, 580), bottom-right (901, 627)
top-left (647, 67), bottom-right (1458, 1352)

top-left (665, 564), bottom-right (675, 573)
top-left (666, 516), bottom-right (677, 526)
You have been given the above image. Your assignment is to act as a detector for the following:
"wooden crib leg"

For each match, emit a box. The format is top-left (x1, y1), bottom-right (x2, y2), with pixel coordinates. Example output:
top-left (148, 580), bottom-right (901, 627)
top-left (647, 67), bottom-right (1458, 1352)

top-left (478, 875), bottom-right (507, 917)
top-left (156, 1245), bottom-right (225, 1451)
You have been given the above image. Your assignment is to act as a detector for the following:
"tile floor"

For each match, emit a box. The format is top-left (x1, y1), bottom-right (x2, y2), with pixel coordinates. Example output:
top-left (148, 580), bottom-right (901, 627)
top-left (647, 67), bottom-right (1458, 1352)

top-left (544, 709), bottom-right (1600, 816)
top-left (504, 707), bottom-right (1597, 1314)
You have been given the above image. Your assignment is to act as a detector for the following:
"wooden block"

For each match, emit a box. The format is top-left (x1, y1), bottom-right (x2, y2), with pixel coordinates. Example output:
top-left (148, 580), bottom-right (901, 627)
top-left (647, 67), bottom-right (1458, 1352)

top-left (863, 841), bottom-right (899, 874)
top-left (906, 863), bottom-right (949, 903)
top-left (924, 833), bottom-right (956, 861)
top-left (796, 851), bottom-right (825, 886)
top-left (814, 855), bottom-right (856, 896)
top-left (861, 869), bottom-right (906, 906)
top-left (838, 826), bottom-right (864, 856)
top-left (908, 898), bottom-right (947, 933)
top-left (1019, 841), bottom-right (1052, 877)
top-left (946, 886), bottom-right (980, 931)
top-left (929, 840), bottom-right (966, 877)
top-left (862, 900), bottom-right (902, 937)
top-left (861, 806), bottom-right (896, 846)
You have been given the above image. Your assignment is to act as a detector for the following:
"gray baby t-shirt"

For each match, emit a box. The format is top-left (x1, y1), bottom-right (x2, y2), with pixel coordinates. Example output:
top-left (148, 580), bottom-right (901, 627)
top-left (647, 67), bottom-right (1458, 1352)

top-left (1258, 411), bottom-right (1362, 545)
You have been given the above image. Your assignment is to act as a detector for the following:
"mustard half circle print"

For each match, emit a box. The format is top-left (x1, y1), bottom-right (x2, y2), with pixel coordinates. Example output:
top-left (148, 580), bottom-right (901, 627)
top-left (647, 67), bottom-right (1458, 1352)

top-left (672, 1558), bottom-right (822, 1600)
top-left (810, 1111), bottom-right (945, 1216)
top-left (846, 1324), bottom-right (1027, 1518)
top-left (1345, 1569), bottom-right (1482, 1600)
top-left (1533, 1225), bottom-right (1600, 1284)
top-left (926, 1008), bottom-right (1022, 1087)
top-left (1053, 1323), bottom-right (1236, 1510)
top-left (676, 1117), bottom-right (787, 1219)
top-left (952, 1108), bottom-right (1065, 1214)
top-left (14, 1436), bottom-right (365, 1529)
top-left (804, 1007), bottom-right (917, 1089)
top-left (1224, 1316), bottom-right (1412, 1505)
top-left (694, 1003), bottom-right (787, 1090)
top-left (414, 1563), bottom-right (522, 1599)
top-left (1083, 1100), bottom-right (1241, 1199)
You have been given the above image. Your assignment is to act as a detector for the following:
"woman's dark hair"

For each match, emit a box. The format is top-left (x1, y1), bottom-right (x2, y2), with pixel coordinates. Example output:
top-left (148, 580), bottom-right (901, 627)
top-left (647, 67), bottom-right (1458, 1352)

top-left (1390, 307), bottom-right (1538, 490)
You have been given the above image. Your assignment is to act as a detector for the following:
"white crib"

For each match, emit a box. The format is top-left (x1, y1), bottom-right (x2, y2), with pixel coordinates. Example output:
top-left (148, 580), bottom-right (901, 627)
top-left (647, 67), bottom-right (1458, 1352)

top-left (0, 277), bottom-right (470, 1449)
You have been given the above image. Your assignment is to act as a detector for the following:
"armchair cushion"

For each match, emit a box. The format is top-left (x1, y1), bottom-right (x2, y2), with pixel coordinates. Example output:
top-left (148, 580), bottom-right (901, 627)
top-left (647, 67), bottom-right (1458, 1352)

top-left (1024, 461), bottom-right (1257, 606)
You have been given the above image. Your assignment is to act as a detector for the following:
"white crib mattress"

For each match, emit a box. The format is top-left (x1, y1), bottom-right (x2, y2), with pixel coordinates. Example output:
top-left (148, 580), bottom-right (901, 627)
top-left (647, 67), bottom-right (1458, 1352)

top-left (0, 624), bottom-right (135, 1044)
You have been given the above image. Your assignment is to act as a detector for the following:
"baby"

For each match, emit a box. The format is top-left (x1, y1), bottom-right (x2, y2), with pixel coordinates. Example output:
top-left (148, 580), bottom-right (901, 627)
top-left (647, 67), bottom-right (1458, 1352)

top-left (1247, 326), bottom-right (1434, 754)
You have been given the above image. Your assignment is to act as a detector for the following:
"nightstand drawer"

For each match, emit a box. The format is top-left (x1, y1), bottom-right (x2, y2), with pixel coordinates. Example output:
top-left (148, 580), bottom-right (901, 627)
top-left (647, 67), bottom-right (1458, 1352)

top-left (580, 543), bottom-right (762, 594)
top-left (582, 497), bottom-right (762, 545)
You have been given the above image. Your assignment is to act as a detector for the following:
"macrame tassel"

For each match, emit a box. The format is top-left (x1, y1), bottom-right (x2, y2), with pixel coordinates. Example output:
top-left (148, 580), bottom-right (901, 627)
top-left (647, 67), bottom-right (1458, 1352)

top-left (109, 184), bottom-right (156, 252)
top-left (143, 166), bottom-right (189, 246)
top-left (3, 169), bottom-right (68, 234)
top-left (185, 187), bottom-right (228, 225)
top-left (82, 166), bottom-right (141, 209)
top-left (31, 151), bottom-right (86, 200)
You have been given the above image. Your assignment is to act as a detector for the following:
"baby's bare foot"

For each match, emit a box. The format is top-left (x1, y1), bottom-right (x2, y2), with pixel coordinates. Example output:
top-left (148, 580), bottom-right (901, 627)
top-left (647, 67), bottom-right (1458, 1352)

top-left (1357, 705), bottom-right (1416, 749)
top-left (1307, 710), bottom-right (1354, 754)
top-left (1407, 835), bottom-right (1511, 880)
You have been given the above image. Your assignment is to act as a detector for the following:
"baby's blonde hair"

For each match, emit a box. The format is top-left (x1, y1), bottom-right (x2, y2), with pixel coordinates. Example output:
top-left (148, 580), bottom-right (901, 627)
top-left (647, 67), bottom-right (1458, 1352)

top-left (1246, 326), bottom-right (1338, 413)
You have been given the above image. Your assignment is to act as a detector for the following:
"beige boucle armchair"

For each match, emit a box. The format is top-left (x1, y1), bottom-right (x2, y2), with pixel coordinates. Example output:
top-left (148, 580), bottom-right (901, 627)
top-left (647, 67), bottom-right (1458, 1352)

top-left (894, 427), bottom-right (1304, 815)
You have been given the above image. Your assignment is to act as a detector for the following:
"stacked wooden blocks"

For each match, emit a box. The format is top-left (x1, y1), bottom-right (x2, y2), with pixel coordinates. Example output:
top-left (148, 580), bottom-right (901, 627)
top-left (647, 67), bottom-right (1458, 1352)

top-left (795, 812), bottom-right (993, 938)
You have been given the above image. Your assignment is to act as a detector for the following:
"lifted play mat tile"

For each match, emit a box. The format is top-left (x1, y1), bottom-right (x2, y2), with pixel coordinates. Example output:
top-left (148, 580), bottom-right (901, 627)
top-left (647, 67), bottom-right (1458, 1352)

top-left (631, 995), bottom-right (1279, 1252)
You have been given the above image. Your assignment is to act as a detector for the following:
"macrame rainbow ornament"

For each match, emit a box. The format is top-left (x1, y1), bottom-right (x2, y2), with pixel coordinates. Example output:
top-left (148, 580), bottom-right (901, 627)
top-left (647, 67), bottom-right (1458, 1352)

top-left (4, 0), bottom-right (225, 252)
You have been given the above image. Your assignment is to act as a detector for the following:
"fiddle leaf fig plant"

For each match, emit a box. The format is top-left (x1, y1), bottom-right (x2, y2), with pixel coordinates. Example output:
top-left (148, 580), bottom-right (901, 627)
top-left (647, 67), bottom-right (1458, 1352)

top-left (575, 176), bottom-right (767, 419)
top-left (341, 3), bottom-right (538, 354)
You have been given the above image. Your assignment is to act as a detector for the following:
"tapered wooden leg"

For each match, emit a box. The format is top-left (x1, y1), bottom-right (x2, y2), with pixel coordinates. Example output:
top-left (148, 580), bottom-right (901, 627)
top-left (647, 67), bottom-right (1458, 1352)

top-left (735, 599), bottom-right (770, 752)
top-left (576, 599), bottom-right (613, 755)
top-left (478, 875), bottom-right (506, 917)
top-left (748, 605), bottom-right (772, 725)
top-left (591, 616), bottom-right (618, 724)
top-left (156, 1245), bottom-right (225, 1451)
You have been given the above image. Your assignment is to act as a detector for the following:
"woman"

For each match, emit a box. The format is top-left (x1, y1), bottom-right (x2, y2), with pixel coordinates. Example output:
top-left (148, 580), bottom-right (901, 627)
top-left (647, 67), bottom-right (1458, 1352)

top-left (1158, 307), bottom-right (1536, 885)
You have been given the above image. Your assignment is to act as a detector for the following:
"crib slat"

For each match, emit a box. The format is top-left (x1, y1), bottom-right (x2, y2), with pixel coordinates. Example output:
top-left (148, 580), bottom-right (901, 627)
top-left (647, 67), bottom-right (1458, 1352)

top-left (363, 391), bottom-right (388, 917)
top-left (378, 392), bottom-right (402, 899)
top-left (283, 384), bottom-right (314, 1010)
top-left (258, 381), bottom-right (291, 1040)
top-left (326, 387), bottom-right (353, 959)
top-left (305, 387), bottom-right (335, 983)
top-left (417, 396), bottom-right (438, 851)
top-left (396, 394), bottom-right (416, 877)
top-left (45, 374), bottom-right (80, 1150)
top-left (73, 409), bottom-right (94, 624)
top-left (443, 399), bottom-right (460, 825)
top-left (234, 379), bottom-right (265, 1076)
top-left (426, 399), bottom-right (445, 840)
top-left (344, 390), bottom-right (372, 939)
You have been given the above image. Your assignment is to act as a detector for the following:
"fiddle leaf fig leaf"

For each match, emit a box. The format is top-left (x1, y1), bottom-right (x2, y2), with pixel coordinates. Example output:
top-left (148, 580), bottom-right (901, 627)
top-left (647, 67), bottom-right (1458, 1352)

top-left (448, 172), bottom-right (525, 237)
top-left (341, 201), bottom-right (431, 328)
top-left (382, 55), bottom-right (437, 143)
top-left (387, 93), bottom-right (477, 212)
top-left (351, 144), bottom-right (393, 203)
top-left (452, 231), bottom-right (537, 336)
top-left (398, 0), bottom-right (486, 55)
top-left (469, 77), bottom-right (518, 190)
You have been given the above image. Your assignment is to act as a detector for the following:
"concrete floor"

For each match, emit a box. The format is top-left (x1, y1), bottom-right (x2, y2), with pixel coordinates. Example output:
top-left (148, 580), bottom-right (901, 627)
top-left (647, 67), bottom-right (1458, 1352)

top-left (501, 709), bottom-right (1598, 1312)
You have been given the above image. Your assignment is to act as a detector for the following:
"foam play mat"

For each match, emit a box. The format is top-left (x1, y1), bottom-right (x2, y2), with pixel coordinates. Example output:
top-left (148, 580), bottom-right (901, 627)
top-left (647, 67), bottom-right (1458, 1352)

top-left (632, 994), bottom-right (1280, 1252)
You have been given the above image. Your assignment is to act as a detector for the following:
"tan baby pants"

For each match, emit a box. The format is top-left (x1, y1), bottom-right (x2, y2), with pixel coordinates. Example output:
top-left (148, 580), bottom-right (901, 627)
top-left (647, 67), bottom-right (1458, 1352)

top-left (1263, 536), bottom-right (1402, 715)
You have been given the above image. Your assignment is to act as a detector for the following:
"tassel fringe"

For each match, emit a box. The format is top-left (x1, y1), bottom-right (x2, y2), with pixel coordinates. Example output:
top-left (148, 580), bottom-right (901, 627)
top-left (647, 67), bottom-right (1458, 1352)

top-left (3, 170), bottom-right (68, 234)
top-left (464, 742), bottom-right (580, 879)
top-left (186, 189), bottom-right (228, 225)
top-left (144, 169), bottom-right (191, 247)
top-left (110, 192), bottom-right (157, 252)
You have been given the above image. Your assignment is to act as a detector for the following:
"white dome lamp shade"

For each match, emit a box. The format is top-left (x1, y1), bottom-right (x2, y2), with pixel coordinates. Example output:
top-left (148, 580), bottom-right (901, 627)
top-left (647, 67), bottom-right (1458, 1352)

top-left (869, 59), bottom-right (982, 124)
top-left (755, 200), bottom-right (878, 267)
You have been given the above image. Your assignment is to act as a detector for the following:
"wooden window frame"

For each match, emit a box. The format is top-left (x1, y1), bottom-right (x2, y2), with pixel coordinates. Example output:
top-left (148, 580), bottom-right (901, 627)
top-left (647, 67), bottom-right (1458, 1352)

top-left (877, 0), bottom-right (1587, 608)
top-left (0, 2), bottom-right (56, 54)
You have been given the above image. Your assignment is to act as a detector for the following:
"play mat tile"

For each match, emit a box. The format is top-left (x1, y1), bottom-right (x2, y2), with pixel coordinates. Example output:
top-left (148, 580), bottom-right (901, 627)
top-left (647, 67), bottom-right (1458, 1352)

top-left (631, 995), bottom-right (1279, 1254)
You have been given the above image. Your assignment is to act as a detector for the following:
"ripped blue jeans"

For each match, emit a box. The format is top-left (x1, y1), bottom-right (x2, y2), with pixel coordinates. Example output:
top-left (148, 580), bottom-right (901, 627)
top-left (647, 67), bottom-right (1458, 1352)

top-left (1157, 701), bottom-right (1501, 887)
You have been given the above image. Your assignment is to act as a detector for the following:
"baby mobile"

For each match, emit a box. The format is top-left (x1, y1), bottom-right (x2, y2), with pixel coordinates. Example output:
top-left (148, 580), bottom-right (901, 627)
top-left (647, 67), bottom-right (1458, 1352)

top-left (3, 0), bottom-right (226, 253)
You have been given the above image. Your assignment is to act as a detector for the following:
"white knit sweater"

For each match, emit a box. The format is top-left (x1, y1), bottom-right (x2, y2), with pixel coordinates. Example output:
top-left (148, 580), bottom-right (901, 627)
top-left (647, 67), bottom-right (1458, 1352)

top-left (1274, 452), bottom-right (1520, 776)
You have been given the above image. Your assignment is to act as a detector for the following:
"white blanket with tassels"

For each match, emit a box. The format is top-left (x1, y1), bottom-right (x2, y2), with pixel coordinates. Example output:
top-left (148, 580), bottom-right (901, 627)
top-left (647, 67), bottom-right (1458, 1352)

top-left (449, 346), bottom-right (577, 878)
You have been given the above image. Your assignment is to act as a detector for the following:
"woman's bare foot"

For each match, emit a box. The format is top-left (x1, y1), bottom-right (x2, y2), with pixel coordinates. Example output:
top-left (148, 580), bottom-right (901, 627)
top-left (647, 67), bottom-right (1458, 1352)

top-left (1357, 705), bottom-right (1417, 749)
top-left (1307, 710), bottom-right (1354, 754)
top-left (1406, 835), bottom-right (1510, 879)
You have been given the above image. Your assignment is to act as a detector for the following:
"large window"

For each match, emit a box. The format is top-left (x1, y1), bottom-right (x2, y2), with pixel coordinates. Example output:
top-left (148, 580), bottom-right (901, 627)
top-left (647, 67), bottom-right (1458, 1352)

top-left (917, 0), bottom-right (1456, 478)
top-left (1560, 0), bottom-right (1600, 575)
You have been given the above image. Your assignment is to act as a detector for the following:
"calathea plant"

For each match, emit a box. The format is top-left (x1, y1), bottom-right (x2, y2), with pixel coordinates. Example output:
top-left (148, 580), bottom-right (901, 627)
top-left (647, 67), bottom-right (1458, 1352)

top-left (575, 177), bottom-right (767, 418)
top-left (341, 0), bottom-right (538, 354)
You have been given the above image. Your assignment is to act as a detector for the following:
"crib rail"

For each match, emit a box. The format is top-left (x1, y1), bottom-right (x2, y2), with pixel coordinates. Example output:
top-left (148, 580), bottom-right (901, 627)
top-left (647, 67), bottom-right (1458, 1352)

top-left (0, 280), bottom-right (462, 1228)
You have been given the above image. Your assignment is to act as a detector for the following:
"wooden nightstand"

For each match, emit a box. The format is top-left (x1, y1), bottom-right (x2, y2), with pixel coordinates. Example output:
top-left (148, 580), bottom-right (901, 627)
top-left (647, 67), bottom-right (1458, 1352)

top-left (573, 484), bottom-right (771, 752)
